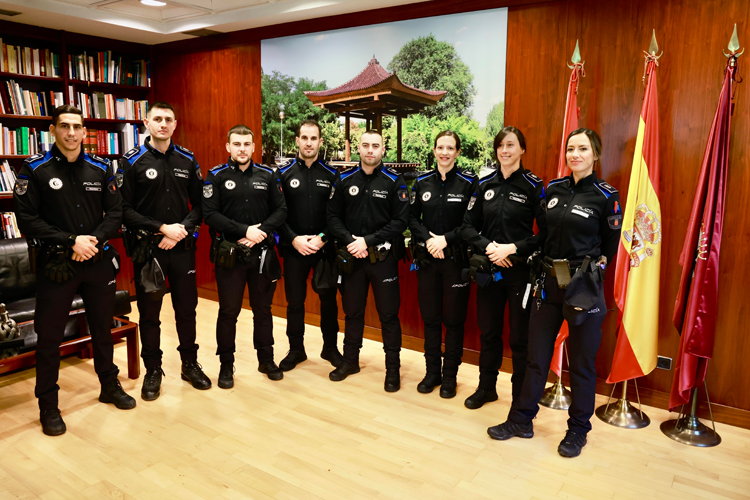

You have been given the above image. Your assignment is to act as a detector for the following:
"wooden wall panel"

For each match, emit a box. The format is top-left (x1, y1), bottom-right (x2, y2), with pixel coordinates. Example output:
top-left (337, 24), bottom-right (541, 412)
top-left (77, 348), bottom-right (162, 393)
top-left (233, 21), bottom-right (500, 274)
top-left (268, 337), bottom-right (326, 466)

top-left (154, 0), bottom-right (750, 423)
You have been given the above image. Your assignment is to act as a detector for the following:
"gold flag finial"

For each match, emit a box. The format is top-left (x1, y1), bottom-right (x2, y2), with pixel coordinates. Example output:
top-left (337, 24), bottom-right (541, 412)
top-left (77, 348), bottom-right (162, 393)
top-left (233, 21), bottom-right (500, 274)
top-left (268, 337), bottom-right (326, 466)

top-left (649, 29), bottom-right (659, 55)
top-left (568, 40), bottom-right (584, 69)
top-left (724, 23), bottom-right (744, 59)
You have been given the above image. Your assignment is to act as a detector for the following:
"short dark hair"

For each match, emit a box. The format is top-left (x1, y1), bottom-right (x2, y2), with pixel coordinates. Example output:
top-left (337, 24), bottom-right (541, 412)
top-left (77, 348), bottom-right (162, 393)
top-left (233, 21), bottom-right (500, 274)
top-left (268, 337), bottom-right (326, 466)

top-left (52, 105), bottom-right (83, 126)
top-left (433, 130), bottom-right (462, 151)
top-left (296, 119), bottom-right (321, 137)
top-left (493, 126), bottom-right (526, 161)
top-left (147, 101), bottom-right (175, 117)
top-left (565, 128), bottom-right (602, 162)
top-left (361, 129), bottom-right (383, 140)
top-left (227, 124), bottom-right (254, 142)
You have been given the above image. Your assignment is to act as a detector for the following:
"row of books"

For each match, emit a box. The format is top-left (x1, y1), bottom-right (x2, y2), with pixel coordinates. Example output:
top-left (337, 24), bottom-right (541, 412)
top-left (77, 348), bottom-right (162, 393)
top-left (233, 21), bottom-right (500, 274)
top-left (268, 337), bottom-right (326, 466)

top-left (0, 212), bottom-right (20, 240)
top-left (0, 125), bottom-right (53, 156)
top-left (0, 161), bottom-right (18, 193)
top-left (0, 123), bottom-right (142, 157)
top-left (83, 126), bottom-right (142, 156)
top-left (68, 52), bottom-right (150, 87)
top-left (0, 79), bottom-right (65, 116)
top-left (0, 39), bottom-right (61, 78)
top-left (68, 89), bottom-right (148, 121)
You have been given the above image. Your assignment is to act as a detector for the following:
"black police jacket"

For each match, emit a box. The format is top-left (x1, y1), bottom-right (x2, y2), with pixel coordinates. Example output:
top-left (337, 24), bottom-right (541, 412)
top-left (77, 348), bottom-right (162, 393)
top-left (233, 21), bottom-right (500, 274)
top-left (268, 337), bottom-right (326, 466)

top-left (119, 137), bottom-right (203, 234)
top-left (14, 145), bottom-right (122, 245)
top-left (278, 155), bottom-right (337, 243)
top-left (202, 158), bottom-right (287, 242)
top-left (327, 163), bottom-right (409, 246)
top-left (461, 166), bottom-right (546, 258)
top-left (542, 172), bottom-right (622, 262)
top-left (409, 167), bottom-right (475, 245)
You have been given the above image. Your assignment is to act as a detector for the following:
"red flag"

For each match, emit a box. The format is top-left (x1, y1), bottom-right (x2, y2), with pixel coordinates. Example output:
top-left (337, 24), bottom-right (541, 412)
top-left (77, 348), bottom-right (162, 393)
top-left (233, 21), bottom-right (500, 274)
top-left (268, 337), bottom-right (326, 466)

top-left (550, 57), bottom-right (584, 377)
top-left (669, 57), bottom-right (739, 411)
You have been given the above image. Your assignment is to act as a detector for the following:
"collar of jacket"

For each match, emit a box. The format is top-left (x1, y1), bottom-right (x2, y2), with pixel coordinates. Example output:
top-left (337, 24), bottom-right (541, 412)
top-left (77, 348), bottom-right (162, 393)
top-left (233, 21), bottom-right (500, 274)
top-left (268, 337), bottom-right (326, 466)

top-left (227, 156), bottom-right (255, 172)
top-left (144, 136), bottom-right (175, 156)
top-left (570, 171), bottom-right (598, 190)
top-left (50, 143), bottom-right (84, 163)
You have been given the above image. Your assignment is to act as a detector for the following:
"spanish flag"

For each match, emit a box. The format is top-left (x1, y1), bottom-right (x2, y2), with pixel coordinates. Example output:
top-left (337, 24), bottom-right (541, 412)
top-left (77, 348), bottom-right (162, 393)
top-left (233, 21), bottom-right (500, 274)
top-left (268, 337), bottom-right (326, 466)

top-left (607, 56), bottom-right (662, 383)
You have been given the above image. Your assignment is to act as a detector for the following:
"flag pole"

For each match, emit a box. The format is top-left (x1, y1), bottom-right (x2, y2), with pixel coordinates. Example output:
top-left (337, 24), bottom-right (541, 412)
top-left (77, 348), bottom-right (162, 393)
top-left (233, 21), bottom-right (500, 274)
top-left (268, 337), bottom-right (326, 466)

top-left (660, 365), bottom-right (721, 446)
top-left (540, 41), bottom-right (584, 411)
top-left (596, 30), bottom-right (663, 429)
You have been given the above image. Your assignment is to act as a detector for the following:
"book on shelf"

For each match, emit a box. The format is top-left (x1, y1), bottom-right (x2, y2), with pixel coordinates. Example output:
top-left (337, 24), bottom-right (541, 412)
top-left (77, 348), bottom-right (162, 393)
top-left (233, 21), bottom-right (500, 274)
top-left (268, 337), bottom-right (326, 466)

top-left (0, 80), bottom-right (64, 116)
top-left (0, 160), bottom-right (18, 193)
top-left (69, 88), bottom-right (148, 121)
top-left (0, 212), bottom-right (20, 239)
top-left (0, 125), bottom-right (54, 156)
top-left (67, 50), bottom-right (150, 87)
top-left (84, 125), bottom-right (141, 155)
top-left (0, 38), bottom-right (61, 78)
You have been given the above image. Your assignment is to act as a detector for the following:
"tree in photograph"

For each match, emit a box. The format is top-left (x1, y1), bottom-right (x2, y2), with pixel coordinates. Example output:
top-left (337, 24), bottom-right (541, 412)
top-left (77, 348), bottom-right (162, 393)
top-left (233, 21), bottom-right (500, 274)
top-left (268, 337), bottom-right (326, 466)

top-left (320, 120), bottom-right (345, 161)
top-left (485, 102), bottom-right (505, 142)
top-left (387, 34), bottom-right (477, 120)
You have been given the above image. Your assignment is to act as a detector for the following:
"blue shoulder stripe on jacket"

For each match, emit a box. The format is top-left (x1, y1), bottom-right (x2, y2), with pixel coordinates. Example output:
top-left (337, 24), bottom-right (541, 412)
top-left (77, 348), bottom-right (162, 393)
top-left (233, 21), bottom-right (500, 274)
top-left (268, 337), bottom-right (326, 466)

top-left (83, 153), bottom-right (109, 172)
top-left (457, 172), bottom-right (474, 183)
top-left (340, 166), bottom-right (360, 180)
top-left (173, 144), bottom-right (194, 161)
top-left (254, 163), bottom-right (274, 174)
top-left (547, 177), bottom-right (568, 188)
top-left (416, 171), bottom-right (436, 182)
top-left (593, 183), bottom-right (611, 199)
top-left (279, 159), bottom-right (297, 174)
top-left (27, 151), bottom-right (52, 170)
top-left (123, 144), bottom-right (148, 164)
top-left (208, 164), bottom-right (229, 176)
top-left (319, 161), bottom-right (337, 175)
top-left (479, 171), bottom-right (497, 184)
top-left (522, 172), bottom-right (542, 187)
top-left (382, 167), bottom-right (398, 181)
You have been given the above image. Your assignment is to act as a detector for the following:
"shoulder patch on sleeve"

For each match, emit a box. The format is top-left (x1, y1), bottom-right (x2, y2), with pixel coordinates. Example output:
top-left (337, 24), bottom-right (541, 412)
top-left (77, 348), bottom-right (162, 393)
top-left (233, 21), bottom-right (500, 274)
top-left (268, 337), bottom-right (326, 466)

top-left (598, 181), bottom-right (618, 194)
top-left (123, 145), bottom-right (148, 164)
top-left (26, 151), bottom-right (52, 170)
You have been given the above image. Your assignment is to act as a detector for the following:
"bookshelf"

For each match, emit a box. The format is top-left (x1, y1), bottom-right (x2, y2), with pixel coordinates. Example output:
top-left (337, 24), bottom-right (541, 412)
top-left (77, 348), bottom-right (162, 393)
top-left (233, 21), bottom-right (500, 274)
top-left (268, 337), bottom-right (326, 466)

top-left (0, 20), bottom-right (153, 244)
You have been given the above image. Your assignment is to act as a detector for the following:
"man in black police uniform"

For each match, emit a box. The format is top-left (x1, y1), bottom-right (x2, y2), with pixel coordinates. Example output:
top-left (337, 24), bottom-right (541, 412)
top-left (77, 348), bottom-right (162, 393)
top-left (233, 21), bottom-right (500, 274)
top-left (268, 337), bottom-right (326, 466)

top-left (14, 105), bottom-right (135, 436)
top-left (119, 101), bottom-right (209, 400)
top-left (277, 119), bottom-right (343, 372)
top-left (326, 129), bottom-right (409, 392)
top-left (202, 125), bottom-right (287, 386)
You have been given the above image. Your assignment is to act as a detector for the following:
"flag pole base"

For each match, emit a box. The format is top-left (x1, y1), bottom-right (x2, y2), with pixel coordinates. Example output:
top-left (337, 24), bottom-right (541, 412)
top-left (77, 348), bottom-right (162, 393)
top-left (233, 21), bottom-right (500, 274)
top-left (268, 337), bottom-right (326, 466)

top-left (660, 417), bottom-right (721, 447)
top-left (595, 398), bottom-right (650, 429)
top-left (660, 388), bottom-right (721, 447)
top-left (539, 377), bottom-right (572, 410)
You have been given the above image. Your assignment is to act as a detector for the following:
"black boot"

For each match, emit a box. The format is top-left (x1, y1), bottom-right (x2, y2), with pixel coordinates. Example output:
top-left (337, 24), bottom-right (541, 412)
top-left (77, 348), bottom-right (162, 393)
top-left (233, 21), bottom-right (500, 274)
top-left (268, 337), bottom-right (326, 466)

top-left (439, 377), bottom-right (457, 399)
top-left (99, 379), bottom-right (137, 409)
top-left (329, 362), bottom-right (360, 381)
top-left (258, 361), bottom-right (283, 381)
top-left (558, 430), bottom-right (587, 457)
top-left (464, 388), bottom-right (498, 409)
top-left (218, 362), bottom-right (234, 389)
top-left (487, 420), bottom-right (534, 440)
top-left (141, 367), bottom-right (164, 401)
top-left (320, 346), bottom-right (344, 368)
top-left (279, 350), bottom-right (307, 371)
top-left (40, 409), bottom-right (66, 436)
top-left (384, 369), bottom-right (401, 393)
top-left (181, 360), bottom-right (212, 390)
top-left (417, 373), bottom-right (442, 394)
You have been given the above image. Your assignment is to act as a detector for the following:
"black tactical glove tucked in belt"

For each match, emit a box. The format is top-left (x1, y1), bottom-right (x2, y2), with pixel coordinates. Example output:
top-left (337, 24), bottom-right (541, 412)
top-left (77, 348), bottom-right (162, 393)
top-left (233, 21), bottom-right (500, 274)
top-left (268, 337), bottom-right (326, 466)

top-left (43, 246), bottom-right (76, 283)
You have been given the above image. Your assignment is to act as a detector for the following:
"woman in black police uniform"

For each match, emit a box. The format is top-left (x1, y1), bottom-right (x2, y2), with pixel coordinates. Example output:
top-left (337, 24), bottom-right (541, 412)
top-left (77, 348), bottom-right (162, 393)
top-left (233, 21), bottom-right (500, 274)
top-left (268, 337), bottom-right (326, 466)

top-left (461, 126), bottom-right (546, 410)
top-left (409, 130), bottom-right (475, 398)
top-left (487, 128), bottom-right (621, 458)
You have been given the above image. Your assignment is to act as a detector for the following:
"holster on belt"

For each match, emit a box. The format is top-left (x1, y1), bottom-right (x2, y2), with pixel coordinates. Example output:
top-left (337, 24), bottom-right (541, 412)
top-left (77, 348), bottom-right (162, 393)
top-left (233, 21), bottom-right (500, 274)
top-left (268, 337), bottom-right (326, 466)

top-left (26, 237), bottom-right (41, 274)
top-left (216, 239), bottom-right (240, 268)
top-left (41, 244), bottom-right (76, 283)
top-left (408, 239), bottom-right (430, 270)
top-left (130, 229), bottom-right (158, 265)
top-left (462, 253), bottom-right (503, 288)
top-left (184, 224), bottom-right (200, 250)
top-left (335, 245), bottom-right (355, 274)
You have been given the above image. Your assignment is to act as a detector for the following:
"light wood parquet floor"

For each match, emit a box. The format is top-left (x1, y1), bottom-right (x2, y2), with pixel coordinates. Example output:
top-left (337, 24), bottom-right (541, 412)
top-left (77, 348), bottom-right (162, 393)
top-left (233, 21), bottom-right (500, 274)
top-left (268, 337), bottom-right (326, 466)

top-left (1, 295), bottom-right (749, 500)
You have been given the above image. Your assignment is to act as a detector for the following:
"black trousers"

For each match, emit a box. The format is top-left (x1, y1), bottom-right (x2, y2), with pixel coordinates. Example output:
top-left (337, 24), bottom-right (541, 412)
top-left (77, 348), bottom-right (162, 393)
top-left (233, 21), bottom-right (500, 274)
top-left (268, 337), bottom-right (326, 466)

top-left (341, 253), bottom-right (402, 370)
top-left (417, 257), bottom-right (470, 377)
top-left (35, 257), bottom-right (118, 410)
top-left (134, 246), bottom-right (198, 370)
top-left (508, 277), bottom-right (606, 435)
top-left (215, 262), bottom-right (276, 364)
top-left (475, 265), bottom-right (530, 400)
top-left (282, 247), bottom-right (339, 351)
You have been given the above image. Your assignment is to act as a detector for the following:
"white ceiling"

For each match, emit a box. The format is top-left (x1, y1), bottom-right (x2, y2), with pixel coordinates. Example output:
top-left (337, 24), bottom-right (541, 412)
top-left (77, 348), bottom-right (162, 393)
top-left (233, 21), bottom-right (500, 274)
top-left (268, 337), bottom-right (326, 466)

top-left (0, 0), bottom-right (432, 45)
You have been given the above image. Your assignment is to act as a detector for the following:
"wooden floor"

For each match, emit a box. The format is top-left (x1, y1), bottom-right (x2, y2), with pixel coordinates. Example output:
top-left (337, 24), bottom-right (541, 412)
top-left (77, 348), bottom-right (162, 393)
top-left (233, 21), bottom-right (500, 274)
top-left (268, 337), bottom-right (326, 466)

top-left (1, 296), bottom-right (749, 500)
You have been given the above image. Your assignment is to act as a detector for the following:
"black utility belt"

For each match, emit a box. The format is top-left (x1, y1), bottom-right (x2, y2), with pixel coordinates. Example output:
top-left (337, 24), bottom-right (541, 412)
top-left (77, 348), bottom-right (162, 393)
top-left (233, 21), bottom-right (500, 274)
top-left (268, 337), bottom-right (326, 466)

top-left (366, 242), bottom-right (393, 264)
top-left (211, 237), bottom-right (275, 269)
top-left (542, 256), bottom-right (604, 288)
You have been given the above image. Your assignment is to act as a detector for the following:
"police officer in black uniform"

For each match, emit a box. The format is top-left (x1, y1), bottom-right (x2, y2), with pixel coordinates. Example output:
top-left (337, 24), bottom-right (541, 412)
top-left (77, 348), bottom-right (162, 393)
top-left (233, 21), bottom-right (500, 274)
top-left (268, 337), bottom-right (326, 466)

top-left (488, 128), bottom-right (622, 458)
top-left (119, 101), bottom-right (210, 400)
top-left (277, 119), bottom-right (343, 372)
top-left (202, 125), bottom-right (287, 387)
top-left (461, 127), bottom-right (546, 410)
top-left (409, 130), bottom-right (474, 398)
top-left (326, 129), bottom-right (409, 392)
top-left (14, 105), bottom-right (135, 436)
